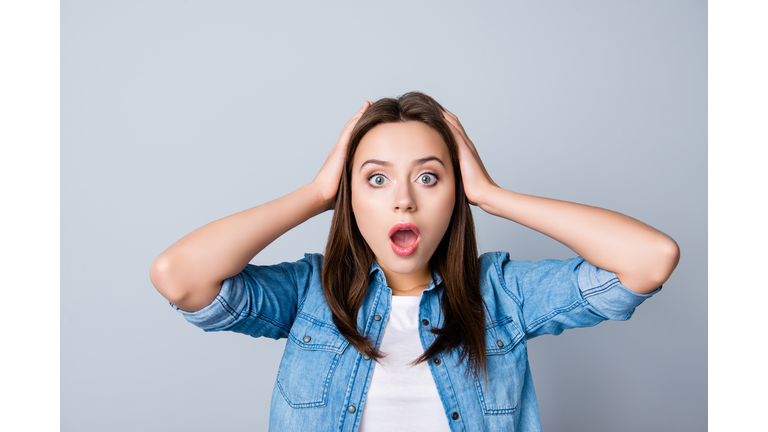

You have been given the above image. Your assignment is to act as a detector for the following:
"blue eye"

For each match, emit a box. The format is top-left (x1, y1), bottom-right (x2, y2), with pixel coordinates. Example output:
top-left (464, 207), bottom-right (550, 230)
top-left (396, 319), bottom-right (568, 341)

top-left (419, 174), bottom-right (437, 185)
top-left (369, 175), bottom-right (388, 186)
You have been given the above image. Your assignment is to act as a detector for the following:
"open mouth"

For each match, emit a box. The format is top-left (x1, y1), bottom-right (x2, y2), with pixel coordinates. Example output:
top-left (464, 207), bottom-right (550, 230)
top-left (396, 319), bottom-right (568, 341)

top-left (389, 223), bottom-right (420, 257)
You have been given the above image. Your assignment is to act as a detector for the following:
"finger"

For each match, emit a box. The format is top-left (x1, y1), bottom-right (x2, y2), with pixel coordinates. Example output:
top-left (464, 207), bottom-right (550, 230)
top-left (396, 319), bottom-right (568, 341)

top-left (341, 101), bottom-right (371, 132)
top-left (441, 109), bottom-right (469, 136)
top-left (446, 118), bottom-right (479, 155)
top-left (356, 100), bottom-right (373, 114)
top-left (442, 110), bottom-right (462, 129)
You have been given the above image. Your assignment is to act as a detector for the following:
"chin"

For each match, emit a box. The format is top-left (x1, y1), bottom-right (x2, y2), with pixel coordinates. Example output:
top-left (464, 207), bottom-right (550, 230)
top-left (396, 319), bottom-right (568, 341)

top-left (375, 249), bottom-right (432, 275)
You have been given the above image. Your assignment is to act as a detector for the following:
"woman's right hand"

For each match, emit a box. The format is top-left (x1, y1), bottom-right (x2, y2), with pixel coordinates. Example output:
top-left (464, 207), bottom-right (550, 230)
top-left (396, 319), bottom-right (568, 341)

top-left (151, 101), bottom-right (373, 311)
top-left (312, 101), bottom-right (373, 211)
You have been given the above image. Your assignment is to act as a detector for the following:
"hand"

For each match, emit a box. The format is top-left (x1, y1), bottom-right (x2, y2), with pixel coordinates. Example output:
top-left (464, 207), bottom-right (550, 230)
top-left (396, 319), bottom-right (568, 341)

top-left (442, 108), bottom-right (498, 206)
top-left (312, 101), bottom-right (373, 211)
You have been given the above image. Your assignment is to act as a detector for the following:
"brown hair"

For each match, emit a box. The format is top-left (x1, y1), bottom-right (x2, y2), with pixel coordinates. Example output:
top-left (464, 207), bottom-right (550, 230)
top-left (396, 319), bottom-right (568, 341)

top-left (321, 92), bottom-right (486, 378)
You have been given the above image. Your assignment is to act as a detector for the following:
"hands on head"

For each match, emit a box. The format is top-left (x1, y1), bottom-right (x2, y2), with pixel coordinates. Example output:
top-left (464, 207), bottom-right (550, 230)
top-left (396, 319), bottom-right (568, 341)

top-left (312, 100), bottom-right (374, 212)
top-left (440, 108), bottom-right (499, 206)
top-left (311, 99), bottom-right (500, 212)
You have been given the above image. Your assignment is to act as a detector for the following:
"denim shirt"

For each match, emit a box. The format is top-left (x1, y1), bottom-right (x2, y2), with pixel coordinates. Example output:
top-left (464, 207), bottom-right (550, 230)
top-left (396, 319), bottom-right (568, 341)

top-left (172, 252), bottom-right (658, 432)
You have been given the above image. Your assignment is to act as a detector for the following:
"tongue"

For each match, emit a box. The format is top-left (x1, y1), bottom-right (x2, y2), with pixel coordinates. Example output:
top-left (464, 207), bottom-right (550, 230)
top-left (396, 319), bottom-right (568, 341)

top-left (391, 229), bottom-right (417, 247)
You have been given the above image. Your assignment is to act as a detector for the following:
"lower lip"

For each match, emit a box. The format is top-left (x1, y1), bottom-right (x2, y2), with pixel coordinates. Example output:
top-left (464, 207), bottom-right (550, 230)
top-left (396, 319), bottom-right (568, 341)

top-left (390, 235), bottom-right (420, 257)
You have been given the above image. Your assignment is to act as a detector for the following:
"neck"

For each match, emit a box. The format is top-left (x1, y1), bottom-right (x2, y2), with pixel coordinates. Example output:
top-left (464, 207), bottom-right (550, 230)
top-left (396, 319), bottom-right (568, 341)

top-left (377, 259), bottom-right (433, 296)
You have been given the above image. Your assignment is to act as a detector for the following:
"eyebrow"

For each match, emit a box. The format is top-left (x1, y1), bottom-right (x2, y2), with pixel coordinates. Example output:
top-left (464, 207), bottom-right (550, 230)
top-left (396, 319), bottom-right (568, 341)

top-left (359, 156), bottom-right (445, 172)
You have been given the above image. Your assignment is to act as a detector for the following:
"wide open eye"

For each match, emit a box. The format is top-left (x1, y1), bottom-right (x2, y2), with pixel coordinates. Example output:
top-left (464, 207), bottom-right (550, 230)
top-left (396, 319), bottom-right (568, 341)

top-left (368, 174), bottom-right (389, 187)
top-left (418, 173), bottom-right (437, 185)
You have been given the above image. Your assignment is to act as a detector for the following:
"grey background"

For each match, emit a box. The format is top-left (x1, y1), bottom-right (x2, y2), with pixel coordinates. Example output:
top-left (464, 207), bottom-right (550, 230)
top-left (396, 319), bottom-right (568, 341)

top-left (62, 1), bottom-right (706, 431)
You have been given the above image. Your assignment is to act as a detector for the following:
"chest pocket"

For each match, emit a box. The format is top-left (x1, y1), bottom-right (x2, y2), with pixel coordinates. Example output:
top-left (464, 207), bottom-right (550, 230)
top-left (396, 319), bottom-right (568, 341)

top-left (475, 317), bottom-right (526, 415)
top-left (276, 314), bottom-right (349, 408)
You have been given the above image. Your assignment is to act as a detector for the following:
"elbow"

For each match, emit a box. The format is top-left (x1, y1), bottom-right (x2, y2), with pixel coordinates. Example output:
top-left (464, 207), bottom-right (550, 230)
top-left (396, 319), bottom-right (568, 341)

top-left (617, 236), bottom-right (680, 295)
top-left (150, 254), bottom-right (186, 305)
top-left (150, 254), bottom-right (220, 312)
top-left (647, 236), bottom-right (681, 289)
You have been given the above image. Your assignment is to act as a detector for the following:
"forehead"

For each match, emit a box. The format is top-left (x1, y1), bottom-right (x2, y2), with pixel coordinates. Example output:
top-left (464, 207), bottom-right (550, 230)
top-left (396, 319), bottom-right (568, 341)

top-left (353, 121), bottom-right (451, 166)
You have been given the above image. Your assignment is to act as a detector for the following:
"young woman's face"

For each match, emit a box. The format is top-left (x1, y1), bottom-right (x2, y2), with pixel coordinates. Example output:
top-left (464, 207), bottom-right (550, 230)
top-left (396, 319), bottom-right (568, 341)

top-left (351, 121), bottom-right (456, 276)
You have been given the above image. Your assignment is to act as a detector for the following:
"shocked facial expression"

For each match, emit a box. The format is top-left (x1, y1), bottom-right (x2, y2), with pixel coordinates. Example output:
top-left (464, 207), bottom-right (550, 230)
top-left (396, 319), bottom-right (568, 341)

top-left (351, 121), bottom-right (456, 276)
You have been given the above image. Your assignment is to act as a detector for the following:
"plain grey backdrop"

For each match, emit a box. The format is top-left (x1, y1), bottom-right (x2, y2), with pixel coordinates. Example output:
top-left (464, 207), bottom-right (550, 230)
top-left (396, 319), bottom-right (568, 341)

top-left (62, 1), bottom-right (706, 431)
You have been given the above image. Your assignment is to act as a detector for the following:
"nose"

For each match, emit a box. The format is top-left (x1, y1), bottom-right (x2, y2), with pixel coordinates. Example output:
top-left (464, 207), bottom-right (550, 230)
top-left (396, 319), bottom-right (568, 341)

top-left (393, 181), bottom-right (417, 212)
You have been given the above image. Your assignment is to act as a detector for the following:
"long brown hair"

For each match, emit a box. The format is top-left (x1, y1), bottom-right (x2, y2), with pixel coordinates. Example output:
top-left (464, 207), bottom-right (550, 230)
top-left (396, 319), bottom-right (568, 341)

top-left (322, 92), bottom-right (486, 378)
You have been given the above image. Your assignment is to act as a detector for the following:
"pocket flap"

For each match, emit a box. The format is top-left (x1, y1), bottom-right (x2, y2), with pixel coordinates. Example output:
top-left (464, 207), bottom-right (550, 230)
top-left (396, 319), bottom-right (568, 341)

top-left (484, 317), bottom-right (523, 355)
top-left (289, 314), bottom-right (349, 353)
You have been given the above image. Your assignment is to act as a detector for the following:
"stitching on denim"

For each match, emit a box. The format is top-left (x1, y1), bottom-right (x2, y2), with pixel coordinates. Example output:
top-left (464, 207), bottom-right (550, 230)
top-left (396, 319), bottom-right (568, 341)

top-left (214, 296), bottom-right (238, 321)
top-left (362, 287), bottom-right (382, 338)
top-left (525, 300), bottom-right (584, 334)
top-left (295, 255), bottom-right (315, 313)
top-left (581, 278), bottom-right (620, 298)
top-left (297, 312), bottom-right (341, 331)
top-left (493, 252), bottom-right (523, 310)
top-left (288, 318), bottom-right (349, 353)
top-left (474, 368), bottom-right (518, 415)
top-left (485, 315), bottom-right (515, 330)
top-left (244, 310), bottom-right (291, 334)
top-left (516, 257), bottom-right (539, 334)
top-left (340, 352), bottom-right (363, 432)
top-left (433, 349), bottom-right (466, 428)
top-left (288, 333), bottom-right (348, 353)
top-left (484, 322), bottom-right (523, 356)
top-left (275, 353), bottom-right (340, 409)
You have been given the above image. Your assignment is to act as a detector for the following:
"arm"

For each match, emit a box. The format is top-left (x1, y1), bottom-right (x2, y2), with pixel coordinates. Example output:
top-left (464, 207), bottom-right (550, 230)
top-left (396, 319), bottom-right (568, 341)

top-left (150, 101), bottom-right (373, 312)
top-left (442, 109), bottom-right (680, 295)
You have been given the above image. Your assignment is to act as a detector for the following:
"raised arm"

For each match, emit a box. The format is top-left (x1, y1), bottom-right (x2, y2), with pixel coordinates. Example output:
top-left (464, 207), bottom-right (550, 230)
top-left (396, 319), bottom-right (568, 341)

top-left (442, 109), bottom-right (680, 295)
top-left (150, 101), bottom-right (373, 312)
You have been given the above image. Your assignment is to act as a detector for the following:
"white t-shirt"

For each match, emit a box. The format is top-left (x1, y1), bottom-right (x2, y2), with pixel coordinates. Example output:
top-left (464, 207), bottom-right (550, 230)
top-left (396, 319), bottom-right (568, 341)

top-left (358, 295), bottom-right (451, 432)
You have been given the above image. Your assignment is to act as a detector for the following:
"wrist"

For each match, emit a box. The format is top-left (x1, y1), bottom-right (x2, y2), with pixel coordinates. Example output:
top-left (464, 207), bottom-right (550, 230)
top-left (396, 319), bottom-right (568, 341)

top-left (475, 185), bottom-right (515, 216)
top-left (306, 181), bottom-right (335, 214)
top-left (472, 183), bottom-right (502, 210)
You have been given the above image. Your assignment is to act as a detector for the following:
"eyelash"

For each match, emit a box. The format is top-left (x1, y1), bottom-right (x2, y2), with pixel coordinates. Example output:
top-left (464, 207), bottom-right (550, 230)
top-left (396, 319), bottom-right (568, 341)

top-left (366, 172), bottom-right (440, 188)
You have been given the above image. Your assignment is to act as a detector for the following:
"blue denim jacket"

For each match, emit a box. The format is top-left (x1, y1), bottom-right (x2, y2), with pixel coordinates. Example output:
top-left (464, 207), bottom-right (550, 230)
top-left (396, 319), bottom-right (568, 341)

top-left (172, 252), bottom-right (658, 431)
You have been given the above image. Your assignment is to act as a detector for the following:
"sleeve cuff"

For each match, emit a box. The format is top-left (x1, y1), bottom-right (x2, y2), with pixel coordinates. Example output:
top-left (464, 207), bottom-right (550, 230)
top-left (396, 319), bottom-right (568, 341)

top-left (577, 260), bottom-right (661, 321)
top-left (169, 273), bottom-right (246, 331)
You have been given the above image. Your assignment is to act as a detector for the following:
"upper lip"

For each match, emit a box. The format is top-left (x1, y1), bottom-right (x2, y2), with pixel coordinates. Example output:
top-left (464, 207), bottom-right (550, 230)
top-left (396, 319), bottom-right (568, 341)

top-left (388, 222), bottom-right (420, 238)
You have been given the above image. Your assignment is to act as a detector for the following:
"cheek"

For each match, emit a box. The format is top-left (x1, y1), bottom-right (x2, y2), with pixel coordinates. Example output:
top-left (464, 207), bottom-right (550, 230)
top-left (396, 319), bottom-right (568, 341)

top-left (437, 193), bottom-right (456, 232)
top-left (350, 183), bottom-right (366, 218)
top-left (351, 185), bottom-right (379, 241)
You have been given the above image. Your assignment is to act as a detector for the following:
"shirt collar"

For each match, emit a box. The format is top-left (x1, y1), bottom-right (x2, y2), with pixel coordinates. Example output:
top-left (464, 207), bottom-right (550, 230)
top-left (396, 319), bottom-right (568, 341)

top-left (368, 259), bottom-right (444, 289)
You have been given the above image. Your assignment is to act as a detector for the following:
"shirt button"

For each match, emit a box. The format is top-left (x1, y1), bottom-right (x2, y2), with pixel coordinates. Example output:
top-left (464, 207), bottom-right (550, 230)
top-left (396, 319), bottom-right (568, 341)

top-left (348, 405), bottom-right (356, 414)
top-left (373, 315), bottom-right (382, 321)
top-left (496, 340), bottom-right (504, 348)
top-left (451, 412), bottom-right (459, 420)
top-left (421, 319), bottom-right (429, 326)
top-left (303, 335), bottom-right (311, 343)
top-left (363, 354), bottom-right (371, 360)
top-left (433, 358), bottom-right (441, 365)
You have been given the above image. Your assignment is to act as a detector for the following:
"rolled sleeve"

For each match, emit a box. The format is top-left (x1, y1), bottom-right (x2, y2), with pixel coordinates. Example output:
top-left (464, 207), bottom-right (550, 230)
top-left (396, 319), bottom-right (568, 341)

top-left (577, 261), bottom-right (661, 321)
top-left (169, 253), bottom-right (321, 340)
top-left (490, 252), bottom-right (660, 339)
top-left (170, 270), bottom-right (249, 330)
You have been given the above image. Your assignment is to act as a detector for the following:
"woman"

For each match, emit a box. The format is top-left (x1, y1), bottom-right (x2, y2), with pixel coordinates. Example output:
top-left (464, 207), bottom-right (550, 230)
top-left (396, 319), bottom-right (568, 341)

top-left (150, 92), bottom-right (679, 431)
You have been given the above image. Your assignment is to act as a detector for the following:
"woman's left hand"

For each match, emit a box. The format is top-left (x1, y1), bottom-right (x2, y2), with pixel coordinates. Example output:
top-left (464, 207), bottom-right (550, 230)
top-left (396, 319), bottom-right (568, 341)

top-left (442, 108), bottom-right (498, 205)
top-left (443, 108), bottom-right (679, 294)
